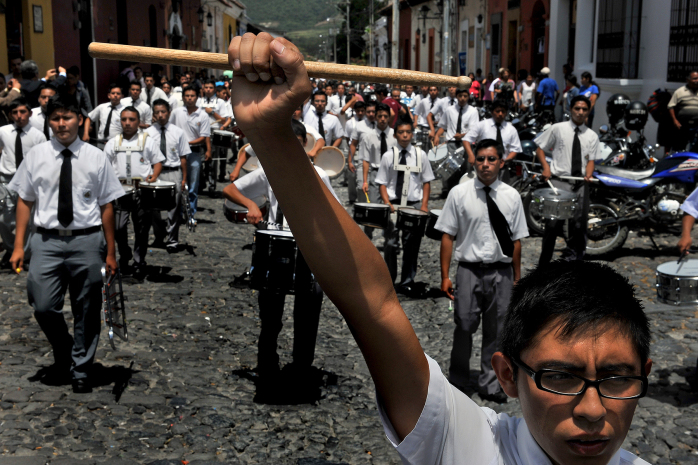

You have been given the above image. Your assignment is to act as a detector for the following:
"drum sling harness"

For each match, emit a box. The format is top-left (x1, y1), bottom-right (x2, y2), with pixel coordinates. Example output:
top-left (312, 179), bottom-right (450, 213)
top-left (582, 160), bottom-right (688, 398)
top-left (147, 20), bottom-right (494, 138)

top-left (114, 131), bottom-right (149, 185)
top-left (392, 146), bottom-right (423, 208)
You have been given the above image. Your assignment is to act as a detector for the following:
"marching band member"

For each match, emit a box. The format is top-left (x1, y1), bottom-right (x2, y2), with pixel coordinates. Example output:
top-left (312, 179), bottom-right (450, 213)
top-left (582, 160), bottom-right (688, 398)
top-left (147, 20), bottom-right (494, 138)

top-left (83, 83), bottom-right (124, 146)
top-left (222, 120), bottom-right (339, 379)
top-left (170, 85), bottom-right (211, 224)
top-left (427, 86), bottom-right (458, 144)
top-left (9, 94), bottom-right (123, 393)
top-left (303, 92), bottom-right (345, 149)
top-left (344, 101), bottom-right (366, 205)
top-left (464, 99), bottom-right (522, 166)
top-left (29, 84), bottom-right (57, 140)
top-left (121, 81), bottom-right (153, 128)
top-left (147, 99), bottom-right (191, 252)
top-left (435, 138), bottom-right (528, 402)
top-left (103, 107), bottom-right (164, 275)
top-left (142, 73), bottom-right (167, 107)
top-left (197, 79), bottom-right (232, 186)
top-left (349, 101), bottom-right (377, 205)
top-left (376, 119), bottom-right (434, 291)
top-left (413, 86), bottom-right (440, 146)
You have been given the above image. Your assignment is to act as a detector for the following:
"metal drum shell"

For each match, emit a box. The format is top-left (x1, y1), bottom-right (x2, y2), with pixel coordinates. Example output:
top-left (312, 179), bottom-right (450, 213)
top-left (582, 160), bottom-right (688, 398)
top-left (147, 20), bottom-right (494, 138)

top-left (249, 230), bottom-right (314, 294)
top-left (353, 202), bottom-right (390, 229)
top-left (531, 188), bottom-right (578, 220)
top-left (425, 209), bottom-right (443, 240)
top-left (396, 207), bottom-right (429, 237)
top-left (139, 181), bottom-right (177, 211)
top-left (212, 130), bottom-right (236, 149)
top-left (223, 196), bottom-right (268, 224)
top-left (113, 185), bottom-right (136, 212)
top-left (428, 143), bottom-right (449, 170)
top-left (656, 260), bottom-right (698, 306)
top-left (434, 150), bottom-right (465, 180)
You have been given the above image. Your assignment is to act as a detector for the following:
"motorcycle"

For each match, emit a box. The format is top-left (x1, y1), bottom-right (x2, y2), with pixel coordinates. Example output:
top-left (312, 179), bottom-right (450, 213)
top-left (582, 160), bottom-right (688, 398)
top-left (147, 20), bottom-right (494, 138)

top-left (596, 124), bottom-right (659, 171)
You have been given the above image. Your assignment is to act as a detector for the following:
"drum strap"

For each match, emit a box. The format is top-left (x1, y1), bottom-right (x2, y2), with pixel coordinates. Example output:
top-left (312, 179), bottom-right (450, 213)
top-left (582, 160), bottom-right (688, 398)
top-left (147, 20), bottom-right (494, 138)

top-left (114, 132), bottom-right (149, 184)
top-left (392, 147), bottom-right (423, 207)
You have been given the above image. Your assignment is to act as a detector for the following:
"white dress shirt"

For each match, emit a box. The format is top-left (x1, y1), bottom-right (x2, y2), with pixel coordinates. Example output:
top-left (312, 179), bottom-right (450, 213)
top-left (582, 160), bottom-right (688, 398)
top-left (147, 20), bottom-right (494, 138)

top-left (345, 117), bottom-right (363, 146)
top-left (142, 86), bottom-right (168, 106)
top-left (438, 104), bottom-right (480, 141)
top-left (301, 122), bottom-right (323, 143)
top-left (375, 145), bottom-right (435, 202)
top-left (146, 122), bottom-right (192, 167)
top-left (8, 138), bottom-right (124, 229)
top-left (326, 94), bottom-right (341, 115)
top-left (169, 107), bottom-right (211, 144)
top-left (303, 108), bottom-right (346, 145)
top-left (0, 124), bottom-right (47, 176)
top-left (414, 97), bottom-right (440, 127)
top-left (29, 107), bottom-right (52, 139)
top-left (358, 126), bottom-right (396, 167)
top-left (104, 131), bottom-right (165, 180)
top-left (120, 97), bottom-right (153, 125)
top-left (435, 177), bottom-right (528, 264)
top-left (196, 96), bottom-right (231, 129)
top-left (378, 354), bottom-right (649, 465)
top-left (87, 102), bottom-right (124, 140)
top-left (430, 96), bottom-right (457, 122)
top-left (167, 92), bottom-right (182, 110)
top-left (465, 119), bottom-right (523, 155)
top-left (534, 121), bottom-right (600, 176)
top-left (350, 118), bottom-right (376, 142)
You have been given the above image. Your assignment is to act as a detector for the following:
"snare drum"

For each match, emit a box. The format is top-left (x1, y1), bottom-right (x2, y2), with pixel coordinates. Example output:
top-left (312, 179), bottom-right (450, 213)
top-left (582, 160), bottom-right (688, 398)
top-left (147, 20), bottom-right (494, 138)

top-left (139, 180), bottom-right (177, 211)
top-left (656, 259), bottom-right (698, 305)
top-left (428, 143), bottom-right (449, 170)
top-left (303, 133), bottom-right (317, 153)
top-left (223, 196), bottom-right (268, 223)
top-left (396, 208), bottom-right (429, 237)
top-left (113, 185), bottom-right (136, 212)
top-left (314, 146), bottom-right (345, 178)
top-left (434, 148), bottom-right (465, 180)
top-left (353, 202), bottom-right (390, 229)
top-left (212, 130), bottom-right (236, 149)
top-left (249, 230), bottom-right (315, 294)
top-left (425, 209), bottom-right (443, 240)
top-left (238, 143), bottom-right (260, 173)
top-left (531, 188), bottom-right (578, 220)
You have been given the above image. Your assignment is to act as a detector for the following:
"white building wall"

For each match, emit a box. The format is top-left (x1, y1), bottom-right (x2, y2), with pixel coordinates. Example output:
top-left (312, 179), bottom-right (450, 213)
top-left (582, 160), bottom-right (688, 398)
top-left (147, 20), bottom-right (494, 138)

top-left (456, 0), bottom-right (487, 76)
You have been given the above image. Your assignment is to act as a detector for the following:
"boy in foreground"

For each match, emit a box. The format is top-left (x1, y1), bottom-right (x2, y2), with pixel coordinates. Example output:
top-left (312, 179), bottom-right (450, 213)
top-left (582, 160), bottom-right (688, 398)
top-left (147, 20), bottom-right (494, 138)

top-left (227, 33), bottom-right (654, 465)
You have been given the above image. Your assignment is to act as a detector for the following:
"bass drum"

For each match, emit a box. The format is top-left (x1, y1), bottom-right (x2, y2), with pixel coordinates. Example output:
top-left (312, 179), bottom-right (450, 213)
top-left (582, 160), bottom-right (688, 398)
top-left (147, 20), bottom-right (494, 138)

top-left (314, 146), bottom-right (345, 179)
top-left (238, 143), bottom-right (260, 173)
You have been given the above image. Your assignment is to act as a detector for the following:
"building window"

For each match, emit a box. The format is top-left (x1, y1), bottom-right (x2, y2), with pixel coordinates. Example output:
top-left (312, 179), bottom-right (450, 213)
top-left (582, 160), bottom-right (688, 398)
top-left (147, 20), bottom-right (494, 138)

top-left (668, 0), bottom-right (698, 82)
top-left (596, 0), bottom-right (642, 79)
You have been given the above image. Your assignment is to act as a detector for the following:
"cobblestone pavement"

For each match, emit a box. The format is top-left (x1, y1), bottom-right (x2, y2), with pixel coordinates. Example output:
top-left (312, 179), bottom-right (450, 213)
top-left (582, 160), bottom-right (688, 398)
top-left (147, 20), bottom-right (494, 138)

top-left (1, 174), bottom-right (698, 465)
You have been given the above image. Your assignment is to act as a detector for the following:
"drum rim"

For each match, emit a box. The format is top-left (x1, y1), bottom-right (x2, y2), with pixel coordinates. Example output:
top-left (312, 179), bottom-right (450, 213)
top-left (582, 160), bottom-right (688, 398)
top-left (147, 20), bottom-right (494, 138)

top-left (140, 181), bottom-right (176, 188)
top-left (256, 229), bottom-right (294, 237)
top-left (354, 202), bottom-right (390, 209)
top-left (532, 188), bottom-right (577, 200)
top-left (397, 207), bottom-right (429, 216)
top-left (213, 130), bottom-right (235, 135)
top-left (656, 259), bottom-right (698, 277)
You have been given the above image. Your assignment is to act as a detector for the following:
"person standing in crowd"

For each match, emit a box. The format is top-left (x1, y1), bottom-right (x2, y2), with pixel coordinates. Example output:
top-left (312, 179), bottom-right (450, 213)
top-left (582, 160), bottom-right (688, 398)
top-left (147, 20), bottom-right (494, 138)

top-left (83, 84), bottom-right (124, 145)
top-left (518, 72), bottom-right (536, 111)
top-left (303, 92), bottom-right (345, 149)
top-left (376, 85), bottom-right (402, 127)
top-left (161, 81), bottom-right (180, 111)
top-left (464, 100), bottom-right (522, 168)
top-left (0, 76), bottom-right (22, 112)
top-left (536, 67), bottom-right (559, 114)
top-left (103, 107), bottom-right (163, 276)
top-left (0, 98), bottom-right (46, 266)
top-left (147, 99), bottom-right (190, 252)
top-left (436, 138), bottom-right (528, 402)
top-left (535, 95), bottom-right (599, 265)
top-left (561, 74), bottom-right (580, 120)
top-left (468, 73), bottom-right (481, 104)
top-left (413, 86), bottom-right (440, 144)
top-left (133, 67), bottom-right (145, 90)
top-left (668, 70), bottom-right (698, 152)
top-left (9, 93), bottom-right (122, 393)
top-left (142, 73), bottom-right (167, 108)
top-left (6, 55), bottom-right (22, 83)
top-left (579, 71), bottom-right (600, 128)
top-left (344, 101), bottom-right (366, 205)
top-left (170, 85), bottom-right (211, 224)
top-left (21, 61), bottom-right (67, 109)
top-left (121, 81), bottom-right (152, 128)
top-left (482, 72), bottom-right (495, 104)
top-left (428, 86), bottom-right (458, 141)
top-left (400, 85), bottom-right (418, 115)
top-left (490, 68), bottom-right (518, 108)
top-left (349, 101), bottom-right (377, 199)
top-left (197, 79), bottom-right (232, 187)
top-left (376, 120), bottom-right (434, 292)
top-left (29, 84), bottom-right (57, 140)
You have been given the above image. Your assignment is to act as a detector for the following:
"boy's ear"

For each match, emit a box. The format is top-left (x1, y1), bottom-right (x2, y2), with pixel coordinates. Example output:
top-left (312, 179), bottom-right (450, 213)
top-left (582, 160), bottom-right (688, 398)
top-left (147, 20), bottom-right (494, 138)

top-left (492, 352), bottom-right (519, 398)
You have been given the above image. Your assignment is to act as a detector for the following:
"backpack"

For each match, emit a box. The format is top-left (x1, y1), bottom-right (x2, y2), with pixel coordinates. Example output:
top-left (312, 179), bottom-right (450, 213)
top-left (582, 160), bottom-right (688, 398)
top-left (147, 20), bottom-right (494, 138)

top-left (647, 88), bottom-right (672, 122)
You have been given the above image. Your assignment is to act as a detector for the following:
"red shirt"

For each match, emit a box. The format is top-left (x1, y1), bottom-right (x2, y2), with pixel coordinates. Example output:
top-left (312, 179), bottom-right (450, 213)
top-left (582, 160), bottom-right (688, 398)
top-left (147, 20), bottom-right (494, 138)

top-left (382, 97), bottom-right (402, 125)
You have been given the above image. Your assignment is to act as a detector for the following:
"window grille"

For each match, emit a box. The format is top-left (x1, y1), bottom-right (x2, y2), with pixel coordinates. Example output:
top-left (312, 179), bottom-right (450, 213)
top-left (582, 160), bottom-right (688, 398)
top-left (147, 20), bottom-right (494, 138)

top-left (668, 0), bottom-right (698, 82)
top-left (596, 0), bottom-right (642, 79)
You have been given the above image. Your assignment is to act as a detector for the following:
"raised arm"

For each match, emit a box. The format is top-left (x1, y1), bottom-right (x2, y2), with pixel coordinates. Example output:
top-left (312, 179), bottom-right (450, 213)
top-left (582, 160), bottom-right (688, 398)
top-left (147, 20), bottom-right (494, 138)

top-left (228, 33), bottom-right (428, 440)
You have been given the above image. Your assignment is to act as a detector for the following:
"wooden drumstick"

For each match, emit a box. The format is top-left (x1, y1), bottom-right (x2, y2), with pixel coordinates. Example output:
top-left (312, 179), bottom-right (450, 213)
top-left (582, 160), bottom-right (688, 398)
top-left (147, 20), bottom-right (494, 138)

top-left (88, 42), bottom-right (471, 89)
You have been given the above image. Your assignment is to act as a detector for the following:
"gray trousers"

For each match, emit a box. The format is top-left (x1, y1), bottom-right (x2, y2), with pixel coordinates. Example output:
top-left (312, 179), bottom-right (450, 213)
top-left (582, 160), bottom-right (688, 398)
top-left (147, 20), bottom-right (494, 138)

top-left (360, 167), bottom-right (381, 239)
top-left (449, 262), bottom-right (513, 395)
top-left (539, 179), bottom-right (590, 265)
top-left (0, 174), bottom-right (33, 258)
top-left (115, 194), bottom-right (151, 266)
top-left (28, 230), bottom-right (106, 379)
top-left (384, 201), bottom-right (422, 285)
top-left (151, 168), bottom-right (183, 247)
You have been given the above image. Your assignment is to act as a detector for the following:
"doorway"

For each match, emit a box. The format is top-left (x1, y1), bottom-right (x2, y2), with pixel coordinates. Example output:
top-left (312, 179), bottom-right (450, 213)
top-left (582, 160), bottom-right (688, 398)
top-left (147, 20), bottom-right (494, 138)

top-left (531, 0), bottom-right (546, 74)
top-left (490, 13), bottom-right (502, 74)
top-left (508, 20), bottom-right (518, 73)
top-left (78, 0), bottom-right (95, 102)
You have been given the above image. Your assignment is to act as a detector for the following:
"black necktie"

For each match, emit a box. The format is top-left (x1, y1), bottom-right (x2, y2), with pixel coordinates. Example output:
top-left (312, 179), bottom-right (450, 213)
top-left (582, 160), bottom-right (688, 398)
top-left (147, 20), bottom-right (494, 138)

top-left (380, 131), bottom-right (388, 156)
top-left (450, 98), bottom-right (455, 106)
top-left (146, 88), bottom-right (151, 105)
top-left (15, 127), bottom-right (23, 169)
top-left (456, 106), bottom-right (464, 134)
top-left (58, 149), bottom-right (74, 228)
top-left (317, 111), bottom-right (324, 138)
top-left (395, 149), bottom-right (408, 202)
top-left (160, 126), bottom-right (167, 156)
top-left (104, 106), bottom-right (115, 138)
top-left (430, 99), bottom-right (435, 109)
top-left (495, 123), bottom-right (503, 149)
top-left (571, 126), bottom-right (582, 176)
top-left (43, 113), bottom-right (50, 140)
top-left (483, 185), bottom-right (514, 257)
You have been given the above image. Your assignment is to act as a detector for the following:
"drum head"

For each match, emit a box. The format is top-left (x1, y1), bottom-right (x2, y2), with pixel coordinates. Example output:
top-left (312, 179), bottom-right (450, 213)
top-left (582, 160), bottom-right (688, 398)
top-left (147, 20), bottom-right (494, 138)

top-left (533, 188), bottom-right (577, 201)
top-left (303, 133), bottom-right (317, 153)
top-left (354, 202), bottom-right (389, 210)
top-left (140, 180), bottom-right (175, 188)
top-left (430, 209), bottom-right (442, 217)
top-left (122, 185), bottom-right (135, 194)
top-left (433, 144), bottom-right (449, 162)
top-left (315, 147), bottom-right (345, 178)
top-left (257, 229), bottom-right (294, 238)
top-left (657, 259), bottom-right (698, 277)
top-left (398, 207), bottom-right (428, 217)
top-left (214, 130), bottom-right (234, 136)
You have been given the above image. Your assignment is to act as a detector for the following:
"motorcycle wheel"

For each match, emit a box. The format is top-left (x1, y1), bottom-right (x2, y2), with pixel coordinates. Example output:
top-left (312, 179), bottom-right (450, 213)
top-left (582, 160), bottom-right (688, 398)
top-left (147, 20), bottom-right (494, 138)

top-left (585, 203), bottom-right (629, 256)
top-left (522, 190), bottom-right (546, 236)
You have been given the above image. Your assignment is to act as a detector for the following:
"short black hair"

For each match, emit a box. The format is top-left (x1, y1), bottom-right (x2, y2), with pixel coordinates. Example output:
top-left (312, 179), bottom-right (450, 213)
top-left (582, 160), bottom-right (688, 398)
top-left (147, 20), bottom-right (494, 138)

top-left (108, 82), bottom-right (122, 93)
top-left (152, 98), bottom-right (170, 112)
top-left (292, 119), bottom-right (307, 143)
top-left (375, 102), bottom-right (391, 116)
top-left (395, 120), bottom-right (413, 132)
top-left (143, 72), bottom-right (153, 78)
top-left (313, 92), bottom-right (327, 102)
top-left (501, 261), bottom-right (650, 374)
top-left (354, 101), bottom-right (367, 111)
top-left (130, 80), bottom-right (142, 90)
top-left (46, 94), bottom-right (81, 118)
top-left (39, 82), bottom-right (58, 94)
top-left (570, 95), bottom-right (591, 110)
top-left (182, 85), bottom-right (197, 96)
top-left (365, 101), bottom-right (377, 110)
top-left (9, 97), bottom-right (30, 113)
top-left (67, 65), bottom-right (80, 76)
top-left (215, 85), bottom-right (225, 92)
top-left (455, 88), bottom-right (469, 96)
top-left (121, 105), bottom-right (141, 121)
top-left (475, 138), bottom-right (503, 158)
top-left (204, 79), bottom-right (216, 86)
top-left (375, 85), bottom-right (388, 96)
top-left (490, 100), bottom-right (508, 112)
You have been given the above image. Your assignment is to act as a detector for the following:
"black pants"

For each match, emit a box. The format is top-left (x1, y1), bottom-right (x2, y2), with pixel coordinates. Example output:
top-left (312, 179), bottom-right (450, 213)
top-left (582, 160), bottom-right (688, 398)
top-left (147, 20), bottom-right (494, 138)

top-left (115, 195), bottom-right (151, 266)
top-left (539, 180), bottom-right (590, 265)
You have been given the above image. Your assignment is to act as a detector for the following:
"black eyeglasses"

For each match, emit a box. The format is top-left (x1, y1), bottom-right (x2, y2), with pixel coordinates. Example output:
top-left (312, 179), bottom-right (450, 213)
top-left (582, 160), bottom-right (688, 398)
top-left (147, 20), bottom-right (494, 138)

top-left (475, 156), bottom-right (499, 163)
top-left (512, 358), bottom-right (648, 400)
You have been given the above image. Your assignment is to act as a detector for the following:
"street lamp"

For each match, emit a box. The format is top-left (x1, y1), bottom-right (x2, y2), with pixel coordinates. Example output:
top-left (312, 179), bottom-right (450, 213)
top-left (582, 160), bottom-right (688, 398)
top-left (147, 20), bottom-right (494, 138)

top-left (207, 12), bottom-right (213, 27)
top-left (197, 6), bottom-right (204, 23)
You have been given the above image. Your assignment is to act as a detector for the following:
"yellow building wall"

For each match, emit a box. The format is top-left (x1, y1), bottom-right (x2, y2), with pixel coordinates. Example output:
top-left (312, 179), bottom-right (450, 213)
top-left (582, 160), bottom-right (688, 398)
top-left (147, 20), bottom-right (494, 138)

top-left (0, 14), bottom-right (7, 77)
top-left (223, 14), bottom-right (237, 48)
top-left (22, 0), bottom-right (55, 75)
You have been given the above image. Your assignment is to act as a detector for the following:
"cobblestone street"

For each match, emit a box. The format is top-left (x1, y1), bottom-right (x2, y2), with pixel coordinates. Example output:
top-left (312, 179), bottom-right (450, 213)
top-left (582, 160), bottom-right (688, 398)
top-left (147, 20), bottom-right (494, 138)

top-left (1, 176), bottom-right (698, 465)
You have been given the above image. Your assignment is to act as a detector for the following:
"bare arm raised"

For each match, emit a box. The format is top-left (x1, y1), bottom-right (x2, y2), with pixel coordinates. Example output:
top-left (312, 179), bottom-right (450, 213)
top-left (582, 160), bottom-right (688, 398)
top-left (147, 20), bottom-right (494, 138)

top-left (228, 33), bottom-right (429, 441)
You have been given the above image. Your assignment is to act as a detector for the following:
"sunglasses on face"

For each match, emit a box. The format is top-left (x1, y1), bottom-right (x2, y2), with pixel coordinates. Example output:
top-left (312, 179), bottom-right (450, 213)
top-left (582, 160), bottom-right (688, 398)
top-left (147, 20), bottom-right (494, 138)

top-left (475, 156), bottom-right (500, 163)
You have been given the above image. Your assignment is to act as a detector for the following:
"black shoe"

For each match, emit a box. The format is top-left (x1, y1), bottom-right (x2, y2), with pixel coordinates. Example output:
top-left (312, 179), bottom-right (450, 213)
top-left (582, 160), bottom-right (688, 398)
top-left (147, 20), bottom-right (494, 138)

top-left (132, 262), bottom-right (147, 279)
top-left (480, 390), bottom-right (508, 404)
top-left (72, 378), bottom-right (92, 394)
top-left (150, 239), bottom-right (167, 249)
top-left (166, 244), bottom-right (179, 254)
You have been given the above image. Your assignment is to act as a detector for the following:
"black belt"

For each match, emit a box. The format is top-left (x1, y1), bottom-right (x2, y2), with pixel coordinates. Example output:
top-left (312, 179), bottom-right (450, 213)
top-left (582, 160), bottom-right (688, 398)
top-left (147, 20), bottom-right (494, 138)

top-left (459, 261), bottom-right (511, 269)
top-left (37, 225), bottom-right (102, 237)
top-left (161, 166), bottom-right (181, 172)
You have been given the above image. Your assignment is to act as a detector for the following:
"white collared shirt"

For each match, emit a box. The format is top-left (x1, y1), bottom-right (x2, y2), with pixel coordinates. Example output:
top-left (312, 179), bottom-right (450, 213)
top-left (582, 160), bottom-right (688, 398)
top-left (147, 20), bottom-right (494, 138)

top-left (169, 106), bottom-right (211, 143)
top-left (438, 104), bottom-right (480, 141)
top-left (303, 108), bottom-right (346, 145)
top-left (435, 177), bottom-right (528, 263)
top-left (345, 117), bottom-right (363, 149)
top-left (350, 118), bottom-right (376, 142)
top-left (375, 145), bottom-right (435, 202)
top-left (0, 124), bottom-right (47, 176)
top-left (104, 131), bottom-right (165, 180)
top-left (378, 354), bottom-right (649, 465)
top-left (196, 95), bottom-right (231, 129)
top-left (142, 86), bottom-right (168, 106)
top-left (29, 107), bottom-right (52, 139)
top-left (168, 92), bottom-right (182, 110)
top-left (88, 102), bottom-right (124, 140)
top-left (120, 97), bottom-right (153, 125)
top-left (146, 122), bottom-right (192, 167)
top-left (414, 97), bottom-right (440, 126)
top-left (430, 96), bottom-right (457, 121)
top-left (358, 126), bottom-right (396, 167)
top-left (8, 138), bottom-right (124, 229)
top-left (465, 118), bottom-right (523, 155)
top-left (534, 121), bottom-right (601, 177)
top-left (301, 122), bottom-right (323, 143)
top-left (234, 163), bottom-right (340, 231)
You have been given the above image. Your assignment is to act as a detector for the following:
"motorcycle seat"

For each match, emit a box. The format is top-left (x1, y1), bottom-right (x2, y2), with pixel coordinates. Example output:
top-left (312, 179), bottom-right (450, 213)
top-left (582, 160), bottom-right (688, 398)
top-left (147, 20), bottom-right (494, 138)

top-left (595, 164), bottom-right (655, 181)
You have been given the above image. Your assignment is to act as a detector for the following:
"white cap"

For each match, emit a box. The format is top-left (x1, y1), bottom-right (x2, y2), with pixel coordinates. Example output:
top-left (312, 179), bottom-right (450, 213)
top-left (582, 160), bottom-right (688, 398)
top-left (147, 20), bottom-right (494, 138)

top-left (541, 67), bottom-right (551, 75)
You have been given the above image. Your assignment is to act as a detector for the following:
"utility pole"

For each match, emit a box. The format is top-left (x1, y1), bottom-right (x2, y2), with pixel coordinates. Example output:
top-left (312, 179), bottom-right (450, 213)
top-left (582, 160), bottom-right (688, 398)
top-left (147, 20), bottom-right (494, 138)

top-left (392, 0), bottom-right (399, 69)
top-left (346, 1), bottom-right (350, 65)
top-left (442, 0), bottom-right (450, 75)
top-left (370, 0), bottom-right (374, 66)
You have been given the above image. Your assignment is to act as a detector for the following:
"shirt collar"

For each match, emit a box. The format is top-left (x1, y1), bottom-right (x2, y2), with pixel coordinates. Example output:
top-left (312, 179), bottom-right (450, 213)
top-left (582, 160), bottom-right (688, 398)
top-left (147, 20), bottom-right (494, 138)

top-left (123, 131), bottom-right (140, 142)
top-left (154, 121), bottom-right (170, 130)
top-left (489, 118), bottom-right (507, 128)
top-left (569, 120), bottom-right (586, 133)
top-left (52, 137), bottom-right (83, 157)
top-left (473, 176), bottom-right (502, 191)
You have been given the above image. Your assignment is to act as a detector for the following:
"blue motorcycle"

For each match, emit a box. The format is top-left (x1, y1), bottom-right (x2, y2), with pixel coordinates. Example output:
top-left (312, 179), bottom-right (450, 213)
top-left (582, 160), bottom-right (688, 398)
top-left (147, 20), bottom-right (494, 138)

top-left (587, 151), bottom-right (698, 255)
